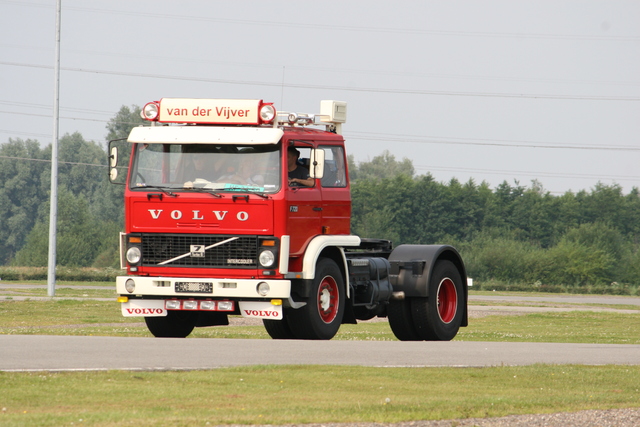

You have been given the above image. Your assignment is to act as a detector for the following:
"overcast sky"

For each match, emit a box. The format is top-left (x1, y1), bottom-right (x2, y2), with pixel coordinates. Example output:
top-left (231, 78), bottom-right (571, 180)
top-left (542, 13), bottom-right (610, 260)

top-left (2, 0), bottom-right (639, 194)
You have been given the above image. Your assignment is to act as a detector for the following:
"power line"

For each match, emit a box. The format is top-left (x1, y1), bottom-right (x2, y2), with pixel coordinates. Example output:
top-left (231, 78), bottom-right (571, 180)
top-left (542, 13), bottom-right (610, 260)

top-left (1, 99), bottom-right (637, 152)
top-left (0, 99), bottom-right (114, 116)
top-left (347, 132), bottom-right (640, 152)
top-left (413, 163), bottom-right (640, 183)
top-left (2, 60), bottom-right (639, 101)
top-left (0, 110), bottom-right (111, 124)
top-left (0, 154), bottom-right (106, 168)
top-left (0, 129), bottom-right (51, 138)
top-left (5, 0), bottom-right (639, 42)
top-left (4, 43), bottom-right (640, 89)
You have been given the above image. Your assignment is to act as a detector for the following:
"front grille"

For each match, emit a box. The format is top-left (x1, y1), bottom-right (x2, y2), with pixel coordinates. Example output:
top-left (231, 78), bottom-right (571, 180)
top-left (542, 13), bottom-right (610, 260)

top-left (141, 234), bottom-right (258, 268)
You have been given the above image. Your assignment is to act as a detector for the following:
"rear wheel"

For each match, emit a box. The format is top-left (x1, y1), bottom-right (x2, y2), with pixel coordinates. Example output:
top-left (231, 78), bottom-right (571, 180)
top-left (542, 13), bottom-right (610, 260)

top-left (287, 258), bottom-right (345, 340)
top-left (145, 311), bottom-right (197, 338)
top-left (411, 260), bottom-right (464, 341)
top-left (388, 298), bottom-right (421, 341)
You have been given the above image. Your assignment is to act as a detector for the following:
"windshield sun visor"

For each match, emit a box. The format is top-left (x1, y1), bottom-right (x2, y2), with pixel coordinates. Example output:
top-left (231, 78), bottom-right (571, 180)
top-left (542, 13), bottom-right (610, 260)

top-left (127, 126), bottom-right (284, 145)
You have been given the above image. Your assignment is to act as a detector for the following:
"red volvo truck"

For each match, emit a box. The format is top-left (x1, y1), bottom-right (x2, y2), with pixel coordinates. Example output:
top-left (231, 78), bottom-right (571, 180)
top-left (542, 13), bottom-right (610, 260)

top-left (108, 98), bottom-right (467, 340)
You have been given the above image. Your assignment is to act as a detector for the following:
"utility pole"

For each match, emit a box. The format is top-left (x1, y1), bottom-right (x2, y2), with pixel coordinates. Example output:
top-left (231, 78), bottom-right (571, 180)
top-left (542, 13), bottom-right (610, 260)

top-left (47, 0), bottom-right (61, 297)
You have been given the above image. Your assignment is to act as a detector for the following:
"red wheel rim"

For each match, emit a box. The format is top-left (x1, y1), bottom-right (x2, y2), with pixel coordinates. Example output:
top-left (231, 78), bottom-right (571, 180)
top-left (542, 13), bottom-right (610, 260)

top-left (317, 275), bottom-right (339, 324)
top-left (437, 278), bottom-right (458, 324)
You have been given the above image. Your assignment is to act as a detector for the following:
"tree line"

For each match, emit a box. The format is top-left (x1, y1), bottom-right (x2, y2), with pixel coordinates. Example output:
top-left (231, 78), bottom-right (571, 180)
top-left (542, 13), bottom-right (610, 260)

top-left (351, 170), bottom-right (640, 294)
top-left (1, 106), bottom-right (639, 294)
top-left (0, 106), bottom-right (143, 268)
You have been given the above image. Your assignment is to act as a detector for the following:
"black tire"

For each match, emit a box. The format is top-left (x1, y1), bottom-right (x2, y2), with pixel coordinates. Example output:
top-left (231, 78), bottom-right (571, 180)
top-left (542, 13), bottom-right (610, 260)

top-left (287, 258), bottom-right (345, 340)
top-left (411, 260), bottom-right (464, 341)
top-left (263, 317), bottom-right (297, 339)
top-left (144, 311), bottom-right (197, 338)
top-left (387, 298), bottom-right (422, 341)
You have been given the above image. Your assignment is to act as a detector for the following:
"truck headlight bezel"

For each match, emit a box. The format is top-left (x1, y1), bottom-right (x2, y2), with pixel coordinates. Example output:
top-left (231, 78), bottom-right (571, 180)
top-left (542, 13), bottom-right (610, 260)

top-left (258, 250), bottom-right (276, 268)
top-left (126, 246), bottom-right (142, 265)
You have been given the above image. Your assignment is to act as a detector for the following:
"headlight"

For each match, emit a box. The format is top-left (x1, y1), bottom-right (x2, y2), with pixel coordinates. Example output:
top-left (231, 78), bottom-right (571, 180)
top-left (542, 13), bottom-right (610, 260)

top-left (126, 246), bottom-right (142, 264)
top-left (142, 102), bottom-right (159, 120)
top-left (259, 250), bottom-right (275, 268)
top-left (260, 104), bottom-right (275, 123)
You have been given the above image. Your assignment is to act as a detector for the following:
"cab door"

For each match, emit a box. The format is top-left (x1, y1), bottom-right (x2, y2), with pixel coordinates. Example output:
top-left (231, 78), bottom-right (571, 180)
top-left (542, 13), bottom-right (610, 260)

top-left (285, 144), bottom-right (322, 255)
top-left (319, 145), bottom-right (351, 235)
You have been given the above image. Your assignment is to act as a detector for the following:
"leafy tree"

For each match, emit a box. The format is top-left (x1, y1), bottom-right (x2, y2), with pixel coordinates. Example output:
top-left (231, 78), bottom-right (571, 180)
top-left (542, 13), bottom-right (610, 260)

top-left (13, 189), bottom-right (121, 267)
top-left (57, 132), bottom-right (106, 203)
top-left (462, 231), bottom-right (546, 283)
top-left (0, 138), bottom-right (49, 264)
top-left (349, 150), bottom-right (414, 182)
top-left (547, 240), bottom-right (614, 287)
top-left (105, 105), bottom-right (145, 141)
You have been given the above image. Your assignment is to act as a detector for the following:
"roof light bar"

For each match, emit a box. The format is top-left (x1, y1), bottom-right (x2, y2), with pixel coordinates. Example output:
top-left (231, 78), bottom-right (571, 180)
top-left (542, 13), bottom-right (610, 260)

top-left (140, 98), bottom-right (276, 125)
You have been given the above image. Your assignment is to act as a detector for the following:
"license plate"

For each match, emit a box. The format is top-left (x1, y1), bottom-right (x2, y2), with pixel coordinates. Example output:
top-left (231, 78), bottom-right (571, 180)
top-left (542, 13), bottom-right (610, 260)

top-left (175, 282), bottom-right (213, 293)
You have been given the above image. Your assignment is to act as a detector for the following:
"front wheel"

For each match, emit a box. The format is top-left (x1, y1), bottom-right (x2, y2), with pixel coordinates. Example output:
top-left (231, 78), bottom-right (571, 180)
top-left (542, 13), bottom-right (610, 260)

top-left (144, 311), bottom-right (197, 338)
top-left (411, 260), bottom-right (464, 341)
top-left (263, 316), bottom-right (297, 339)
top-left (287, 258), bottom-right (345, 340)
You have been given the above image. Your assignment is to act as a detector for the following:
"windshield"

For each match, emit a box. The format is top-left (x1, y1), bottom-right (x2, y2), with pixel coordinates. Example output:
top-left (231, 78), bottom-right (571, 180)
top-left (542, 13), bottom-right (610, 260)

top-left (129, 143), bottom-right (281, 194)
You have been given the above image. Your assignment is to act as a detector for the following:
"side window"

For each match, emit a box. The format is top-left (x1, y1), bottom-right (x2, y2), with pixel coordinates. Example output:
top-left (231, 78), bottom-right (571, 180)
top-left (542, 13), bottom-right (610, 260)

top-left (287, 146), bottom-right (315, 187)
top-left (320, 146), bottom-right (347, 188)
top-left (296, 147), bottom-right (312, 171)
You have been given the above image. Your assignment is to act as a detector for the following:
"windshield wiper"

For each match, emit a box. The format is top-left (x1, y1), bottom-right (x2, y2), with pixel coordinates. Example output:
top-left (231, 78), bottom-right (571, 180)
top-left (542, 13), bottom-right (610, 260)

top-left (181, 187), bottom-right (223, 198)
top-left (223, 186), bottom-right (269, 198)
top-left (135, 184), bottom-right (178, 197)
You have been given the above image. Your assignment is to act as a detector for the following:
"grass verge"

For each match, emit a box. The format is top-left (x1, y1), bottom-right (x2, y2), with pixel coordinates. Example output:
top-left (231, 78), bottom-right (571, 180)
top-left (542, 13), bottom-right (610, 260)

top-left (0, 365), bottom-right (639, 426)
top-left (1, 299), bottom-right (640, 343)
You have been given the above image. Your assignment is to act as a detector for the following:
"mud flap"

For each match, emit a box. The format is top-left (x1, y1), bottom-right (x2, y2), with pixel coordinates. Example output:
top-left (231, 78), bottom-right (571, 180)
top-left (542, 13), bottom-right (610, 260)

top-left (238, 301), bottom-right (283, 320)
top-left (121, 299), bottom-right (167, 317)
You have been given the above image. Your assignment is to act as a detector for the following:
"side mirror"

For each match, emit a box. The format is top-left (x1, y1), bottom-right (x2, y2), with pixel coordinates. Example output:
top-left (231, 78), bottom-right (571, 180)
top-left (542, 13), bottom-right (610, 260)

top-left (108, 145), bottom-right (119, 183)
top-left (108, 139), bottom-right (127, 185)
top-left (109, 146), bottom-right (118, 168)
top-left (308, 148), bottom-right (325, 179)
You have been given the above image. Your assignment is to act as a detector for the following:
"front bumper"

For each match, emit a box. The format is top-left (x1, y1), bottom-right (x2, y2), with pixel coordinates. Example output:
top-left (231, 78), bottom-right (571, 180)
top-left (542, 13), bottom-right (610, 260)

top-left (116, 276), bottom-right (291, 299)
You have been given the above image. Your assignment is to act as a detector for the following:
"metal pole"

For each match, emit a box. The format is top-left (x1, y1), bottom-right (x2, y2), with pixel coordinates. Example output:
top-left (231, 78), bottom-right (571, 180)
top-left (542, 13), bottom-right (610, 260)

top-left (47, 0), bottom-right (61, 297)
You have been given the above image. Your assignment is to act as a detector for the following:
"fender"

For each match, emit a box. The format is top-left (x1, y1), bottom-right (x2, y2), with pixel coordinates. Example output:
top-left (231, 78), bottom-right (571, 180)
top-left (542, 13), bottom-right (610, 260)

top-left (285, 235), bottom-right (360, 299)
top-left (388, 244), bottom-right (467, 298)
top-left (299, 235), bottom-right (361, 280)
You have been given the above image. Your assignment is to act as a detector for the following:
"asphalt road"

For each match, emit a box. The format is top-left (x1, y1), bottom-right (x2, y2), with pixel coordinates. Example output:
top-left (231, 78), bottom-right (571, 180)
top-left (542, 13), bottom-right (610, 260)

top-left (1, 289), bottom-right (639, 372)
top-left (2, 335), bottom-right (640, 372)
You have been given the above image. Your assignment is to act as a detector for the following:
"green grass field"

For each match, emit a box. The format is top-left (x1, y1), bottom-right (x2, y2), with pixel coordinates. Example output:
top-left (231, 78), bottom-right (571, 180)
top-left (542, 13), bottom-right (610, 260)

top-left (1, 365), bottom-right (639, 426)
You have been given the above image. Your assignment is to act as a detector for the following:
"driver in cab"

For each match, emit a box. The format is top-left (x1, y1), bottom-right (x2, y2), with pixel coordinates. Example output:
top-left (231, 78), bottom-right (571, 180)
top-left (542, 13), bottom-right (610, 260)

top-left (287, 146), bottom-right (314, 187)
